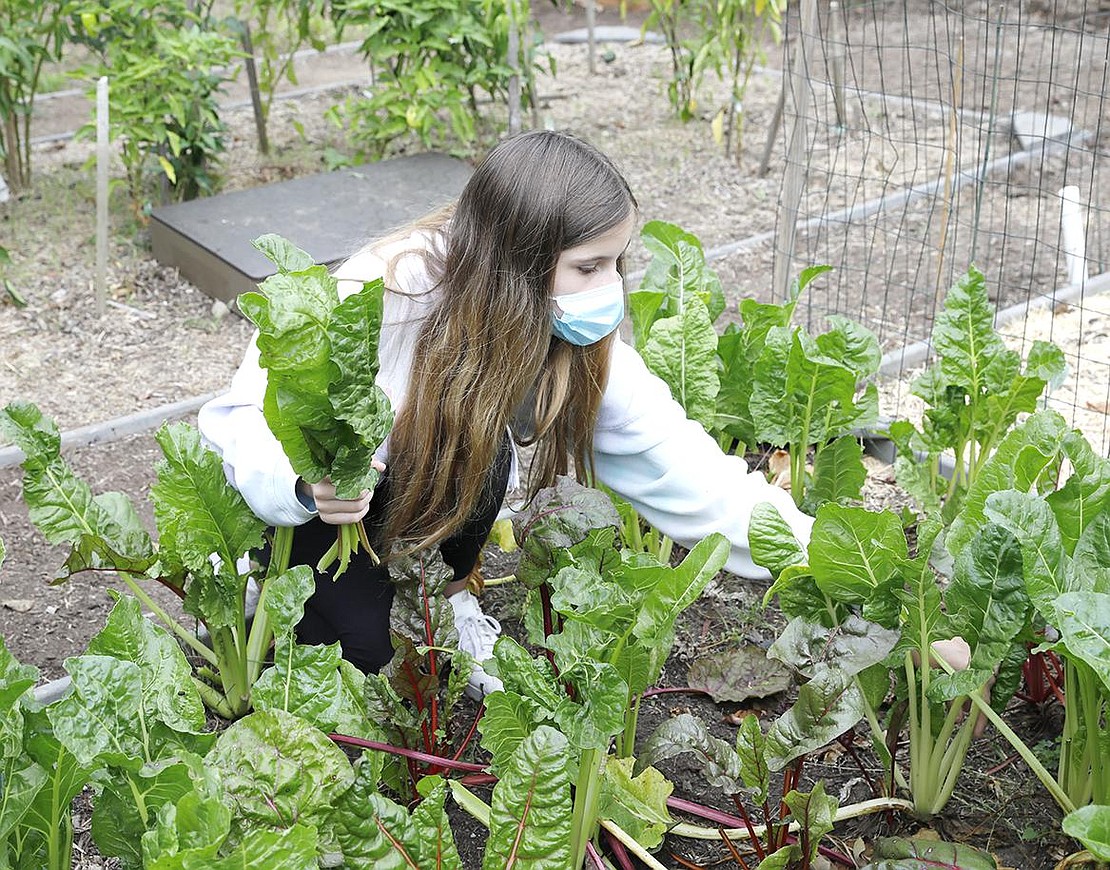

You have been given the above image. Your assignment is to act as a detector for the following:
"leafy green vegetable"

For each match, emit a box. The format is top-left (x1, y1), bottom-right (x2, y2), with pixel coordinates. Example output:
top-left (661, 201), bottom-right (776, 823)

top-left (1063, 805), bottom-right (1110, 862)
top-left (859, 836), bottom-right (998, 869)
top-left (238, 232), bottom-right (394, 577)
top-left (888, 266), bottom-right (1066, 515)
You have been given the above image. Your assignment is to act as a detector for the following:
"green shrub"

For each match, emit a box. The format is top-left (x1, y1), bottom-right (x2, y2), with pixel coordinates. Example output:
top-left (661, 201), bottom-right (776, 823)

top-left (73, 0), bottom-right (240, 212)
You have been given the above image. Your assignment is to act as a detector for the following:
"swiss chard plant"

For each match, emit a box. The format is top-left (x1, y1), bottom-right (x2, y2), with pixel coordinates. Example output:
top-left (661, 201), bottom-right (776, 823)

top-left (358, 546), bottom-right (481, 800)
top-left (238, 233), bottom-right (394, 579)
top-left (941, 410), bottom-right (1110, 816)
top-left (637, 712), bottom-right (843, 869)
top-left (631, 221), bottom-right (877, 511)
top-left (0, 402), bottom-right (315, 719)
top-left (748, 272), bottom-right (880, 509)
top-left (749, 497), bottom-right (1033, 819)
top-left (888, 265), bottom-right (1066, 519)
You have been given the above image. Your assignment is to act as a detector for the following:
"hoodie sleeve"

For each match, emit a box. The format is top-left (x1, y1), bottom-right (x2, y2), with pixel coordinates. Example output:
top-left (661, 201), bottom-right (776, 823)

top-left (591, 339), bottom-right (814, 579)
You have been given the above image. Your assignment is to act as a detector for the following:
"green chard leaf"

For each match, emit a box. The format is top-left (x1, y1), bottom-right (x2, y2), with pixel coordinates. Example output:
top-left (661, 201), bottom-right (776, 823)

top-left (639, 297), bottom-right (720, 431)
top-left (1054, 592), bottom-right (1110, 693)
top-left (207, 709), bottom-right (355, 844)
top-left (253, 640), bottom-right (373, 739)
top-left (328, 766), bottom-right (462, 870)
top-left (749, 501), bottom-right (807, 578)
top-left (1062, 805), bottom-right (1110, 862)
top-left (808, 504), bottom-right (908, 627)
top-left (860, 836), bottom-right (998, 868)
top-left (807, 435), bottom-right (867, 510)
top-left (0, 402), bottom-right (155, 578)
top-left (482, 726), bottom-right (573, 870)
top-left (85, 593), bottom-right (206, 736)
top-left (635, 712), bottom-right (745, 795)
top-left (152, 421), bottom-right (265, 574)
top-left (598, 756), bottom-right (673, 851)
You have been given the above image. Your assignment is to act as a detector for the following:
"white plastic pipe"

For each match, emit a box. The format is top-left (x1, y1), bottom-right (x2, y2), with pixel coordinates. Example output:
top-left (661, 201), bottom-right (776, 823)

top-left (1059, 185), bottom-right (1088, 287)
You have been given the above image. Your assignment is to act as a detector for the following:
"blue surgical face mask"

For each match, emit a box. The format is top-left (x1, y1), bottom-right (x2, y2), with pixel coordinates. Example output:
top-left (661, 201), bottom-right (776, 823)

top-left (550, 279), bottom-right (625, 346)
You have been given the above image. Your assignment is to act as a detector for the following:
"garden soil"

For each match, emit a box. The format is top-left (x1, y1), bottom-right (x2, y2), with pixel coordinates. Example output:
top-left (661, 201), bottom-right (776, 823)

top-left (0, 1), bottom-right (1099, 867)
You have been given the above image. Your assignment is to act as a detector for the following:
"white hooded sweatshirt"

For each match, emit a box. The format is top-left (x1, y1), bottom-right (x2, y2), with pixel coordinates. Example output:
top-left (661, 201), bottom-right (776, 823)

top-left (197, 230), bottom-right (813, 579)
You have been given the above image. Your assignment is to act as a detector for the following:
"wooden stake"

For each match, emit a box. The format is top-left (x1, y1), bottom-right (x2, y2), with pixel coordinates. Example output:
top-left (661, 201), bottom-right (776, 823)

top-left (96, 76), bottom-right (109, 318)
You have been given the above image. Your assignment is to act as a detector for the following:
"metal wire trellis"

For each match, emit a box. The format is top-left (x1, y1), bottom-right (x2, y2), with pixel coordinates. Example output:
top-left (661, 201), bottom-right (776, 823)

top-left (767, 0), bottom-right (1110, 453)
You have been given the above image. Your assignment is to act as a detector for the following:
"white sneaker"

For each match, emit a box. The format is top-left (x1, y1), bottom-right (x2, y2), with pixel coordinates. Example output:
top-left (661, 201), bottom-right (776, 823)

top-left (448, 589), bottom-right (505, 701)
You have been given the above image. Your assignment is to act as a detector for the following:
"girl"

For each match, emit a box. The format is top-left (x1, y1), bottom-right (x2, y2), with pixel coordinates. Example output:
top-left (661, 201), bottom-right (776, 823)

top-left (198, 129), bottom-right (813, 699)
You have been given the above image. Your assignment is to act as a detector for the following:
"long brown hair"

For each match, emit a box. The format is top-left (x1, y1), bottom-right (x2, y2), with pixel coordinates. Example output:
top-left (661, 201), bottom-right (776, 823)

top-left (382, 130), bottom-right (637, 554)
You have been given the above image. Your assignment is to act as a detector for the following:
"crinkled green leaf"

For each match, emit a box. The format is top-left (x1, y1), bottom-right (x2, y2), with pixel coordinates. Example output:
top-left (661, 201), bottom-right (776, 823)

top-left (85, 594), bottom-right (206, 735)
top-left (635, 712), bottom-right (744, 795)
top-left (0, 634), bottom-right (38, 719)
top-left (207, 709), bottom-right (355, 842)
top-left (205, 825), bottom-right (318, 869)
top-left (640, 300), bottom-right (720, 431)
top-left (598, 756), bottom-right (672, 851)
top-left (513, 477), bottom-right (621, 587)
top-left (0, 402), bottom-right (155, 576)
top-left (947, 410), bottom-right (1071, 556)
top-left (749, 501), bottom-right (807, 578)
top-left (931, 266), bottom-right (1006, 398)
top-left (554, 659), bottom-right (627, 751)
top-left (1025, 339), bottom-right (1068, 390)
top-left (766, 668), bottom-right (867, 770)
top-left (17, 708), bottom-right (92, 852)
top-left (687, 646), bottom-right (792, 703)
top-left (817, 315), bottom-right (881, 380)
top-left (764, 564), bottom-right (831, 624)
top-left (983, 489), bottom-right (1068, 621)
top-left (253, 640), bottom-right (372, 738)
top-left (1050, 464), bottom-right (1110, 556)
top-left (327, 280), bottom-right (394, 478)
top-left (479, 691), bottom-right (546, 776)
top-left (260, 564), bottom-right (316, 644)
top-left (807, 435), bottom-right (867, 510)
top-left (1071, 511), bottom-right (1110, 594)
top-left (1062, 805), bottom-right (1110, 861)
top-left (141, 784), bottom-right (231, 868)
top-left (181, 559), bottom-right (243, 633)
top-left (153, 422), bottom-right (265, 572)
top-left (483, 725), bottom-right (573, 870)
top-left (634, 532), bottom-right (729, 650)
top-left (252, 233), bottom-right (317, 274)
top-left (637, 220), bottom-right (724, 324)
top-left (1055, 592), bottom-right (1110, 693)
top-left (329, 765), bottom-right (462, 870)
top-left (944, 523), bottom-right (1028, 671)
top-left (809, 504), bottom-right (907, 627)
top-left (752, 328), bottom-right (877, 452)
top-left (47, 655), bottom-right (146, 769)
top-left (0, 757), bottom-right (46, 842)
top-left (860, 835), bottom-right (998, 868)
top-left (92, 760), bottom-right (196, 866)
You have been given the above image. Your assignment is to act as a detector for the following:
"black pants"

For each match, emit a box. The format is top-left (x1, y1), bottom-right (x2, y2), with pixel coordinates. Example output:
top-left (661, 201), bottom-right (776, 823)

top-left (289, 437), bottom-right (512, 674)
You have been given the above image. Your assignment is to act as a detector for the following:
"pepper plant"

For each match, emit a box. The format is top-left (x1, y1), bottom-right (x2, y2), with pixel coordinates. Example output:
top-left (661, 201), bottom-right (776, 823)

top-left (0, 0), bottom-right (71, 193)
top-left (73, 0), bottom-right (239, 210)
top-left (329, 0), bottom-right (517, 159)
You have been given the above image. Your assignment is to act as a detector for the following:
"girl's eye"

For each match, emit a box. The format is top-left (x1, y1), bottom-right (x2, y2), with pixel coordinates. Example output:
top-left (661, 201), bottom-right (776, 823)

top-left (577, 264), bottom-right (598, 275)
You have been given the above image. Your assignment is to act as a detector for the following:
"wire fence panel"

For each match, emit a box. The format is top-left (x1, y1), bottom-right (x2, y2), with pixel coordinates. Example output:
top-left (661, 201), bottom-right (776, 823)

top-left (766, 0), bottom-right (1109, 452)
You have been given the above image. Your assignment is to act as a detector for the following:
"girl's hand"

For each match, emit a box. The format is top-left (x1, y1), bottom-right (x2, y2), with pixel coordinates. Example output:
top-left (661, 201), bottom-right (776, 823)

top-left (301, 460), bottom-right (386, 525)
